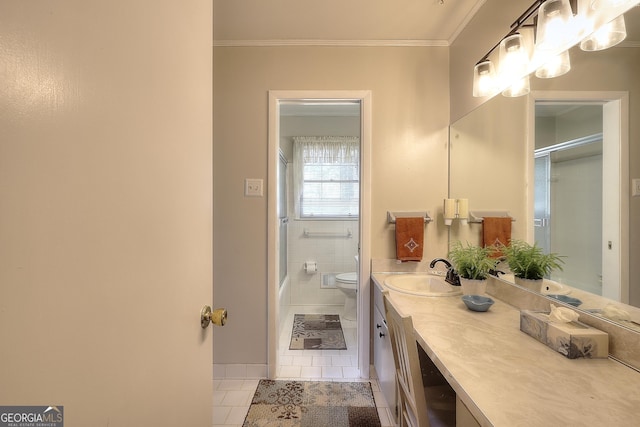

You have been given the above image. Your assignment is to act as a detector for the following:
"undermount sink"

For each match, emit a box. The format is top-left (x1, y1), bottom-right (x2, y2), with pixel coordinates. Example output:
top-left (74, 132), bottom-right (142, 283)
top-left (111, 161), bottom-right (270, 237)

top-left (384, 274), bottom-right (462, 297)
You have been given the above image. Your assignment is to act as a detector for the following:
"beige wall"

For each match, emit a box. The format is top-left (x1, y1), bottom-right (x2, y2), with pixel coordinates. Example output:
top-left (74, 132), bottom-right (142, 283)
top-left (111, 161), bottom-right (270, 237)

top-left (213, 46), bottom-right (450, 364)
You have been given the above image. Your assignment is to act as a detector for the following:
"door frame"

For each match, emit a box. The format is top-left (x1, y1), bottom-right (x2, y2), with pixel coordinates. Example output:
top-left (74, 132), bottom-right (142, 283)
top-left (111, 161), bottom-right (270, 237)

top-left (528, 90), bottom-right (629, 302)
top-left (267, 90), bottom-right (372, 378)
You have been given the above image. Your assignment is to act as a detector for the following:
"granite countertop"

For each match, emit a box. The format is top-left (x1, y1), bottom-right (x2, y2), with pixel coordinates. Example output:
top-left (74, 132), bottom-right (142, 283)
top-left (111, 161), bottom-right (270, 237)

top-left (373, 273), bottom-right (640, 426)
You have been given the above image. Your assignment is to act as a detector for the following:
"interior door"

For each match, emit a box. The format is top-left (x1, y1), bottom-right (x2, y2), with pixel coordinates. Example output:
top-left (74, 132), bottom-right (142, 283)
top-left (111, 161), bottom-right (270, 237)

top-left (0, 1), bottom-right (213, 425)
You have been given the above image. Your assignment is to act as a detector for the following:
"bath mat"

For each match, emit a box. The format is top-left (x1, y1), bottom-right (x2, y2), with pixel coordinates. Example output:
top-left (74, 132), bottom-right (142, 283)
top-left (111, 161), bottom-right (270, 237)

top-left (243, 380), bottom-right (381, 427)
top-left (289, 314), bottom-right (347, 350)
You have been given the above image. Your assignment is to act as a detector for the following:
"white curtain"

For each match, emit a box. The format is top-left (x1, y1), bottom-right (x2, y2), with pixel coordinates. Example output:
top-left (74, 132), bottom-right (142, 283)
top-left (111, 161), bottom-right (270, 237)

top-left (292, 136), bottom-right (360, 218)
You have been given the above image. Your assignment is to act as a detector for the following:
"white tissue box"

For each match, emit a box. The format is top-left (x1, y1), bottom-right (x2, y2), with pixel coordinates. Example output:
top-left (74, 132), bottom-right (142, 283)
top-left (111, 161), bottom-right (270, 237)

top-left (520, 310), bottom-right (609, 359)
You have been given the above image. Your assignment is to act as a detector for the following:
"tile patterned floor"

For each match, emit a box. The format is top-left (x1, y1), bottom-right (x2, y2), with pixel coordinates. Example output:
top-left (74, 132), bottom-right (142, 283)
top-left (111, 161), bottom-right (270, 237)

top-left (213, 305), bottom-right (395, 427)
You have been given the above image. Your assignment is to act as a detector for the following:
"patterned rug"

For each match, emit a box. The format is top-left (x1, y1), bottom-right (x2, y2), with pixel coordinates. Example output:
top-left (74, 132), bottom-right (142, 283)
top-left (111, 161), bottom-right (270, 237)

top-left (243, 380), bottom-right (381, 427)
top-left (289, 314), bottom-right (347, 350)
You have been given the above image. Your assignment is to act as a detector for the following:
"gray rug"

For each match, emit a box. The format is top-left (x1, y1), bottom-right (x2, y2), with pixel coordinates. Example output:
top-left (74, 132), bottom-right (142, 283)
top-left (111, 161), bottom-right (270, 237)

top-left (243, 380), bottom-right (381, 427)
top-left (289, 314), bottom-right (347, 350)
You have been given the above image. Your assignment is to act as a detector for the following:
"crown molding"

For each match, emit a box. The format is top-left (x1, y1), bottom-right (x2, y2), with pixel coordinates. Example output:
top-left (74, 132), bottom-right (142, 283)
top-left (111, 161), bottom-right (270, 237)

top-left (447, 0), bottom-right (487, 45)
top-left (213, 39), bottom-right (449, 47)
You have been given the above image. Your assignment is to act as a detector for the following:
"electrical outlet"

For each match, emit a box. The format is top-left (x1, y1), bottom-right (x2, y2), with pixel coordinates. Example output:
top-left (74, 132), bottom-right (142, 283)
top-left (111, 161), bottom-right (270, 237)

top-left (245, 178), bottom-right (263, 197)
top-left (633, 178), bottom-right (640, 197)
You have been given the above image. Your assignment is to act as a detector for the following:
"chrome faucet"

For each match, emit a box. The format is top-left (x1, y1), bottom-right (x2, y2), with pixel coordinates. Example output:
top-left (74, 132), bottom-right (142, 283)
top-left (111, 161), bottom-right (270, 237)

top-left (429, 258), bottom-right (461, 286)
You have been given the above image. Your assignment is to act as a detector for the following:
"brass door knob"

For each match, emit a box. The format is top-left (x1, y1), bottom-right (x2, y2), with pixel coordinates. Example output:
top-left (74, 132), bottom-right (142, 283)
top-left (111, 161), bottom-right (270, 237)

top-left (201, 305), bottom-right (227, 328)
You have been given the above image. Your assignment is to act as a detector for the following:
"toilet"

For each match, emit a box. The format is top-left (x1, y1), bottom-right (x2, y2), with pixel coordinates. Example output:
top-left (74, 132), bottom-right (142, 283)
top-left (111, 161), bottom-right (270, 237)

top-left (336, 271), bottom-right (358, 321)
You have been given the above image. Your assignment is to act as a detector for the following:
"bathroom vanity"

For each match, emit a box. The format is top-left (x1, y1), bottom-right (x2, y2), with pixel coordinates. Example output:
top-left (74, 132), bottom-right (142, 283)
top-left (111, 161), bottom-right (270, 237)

top-left (372, 272), bottom-right (640, 426)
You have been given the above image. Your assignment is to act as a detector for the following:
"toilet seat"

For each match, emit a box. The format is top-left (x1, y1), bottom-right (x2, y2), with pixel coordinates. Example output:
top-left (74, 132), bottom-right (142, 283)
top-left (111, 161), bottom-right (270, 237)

top-left (336, 272), bottom-right (357, 289)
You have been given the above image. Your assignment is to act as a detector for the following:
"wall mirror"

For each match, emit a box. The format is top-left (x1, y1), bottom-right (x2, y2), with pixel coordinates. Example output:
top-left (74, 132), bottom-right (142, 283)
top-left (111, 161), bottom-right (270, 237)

top-left (449, 7), bottom-right (640, 332)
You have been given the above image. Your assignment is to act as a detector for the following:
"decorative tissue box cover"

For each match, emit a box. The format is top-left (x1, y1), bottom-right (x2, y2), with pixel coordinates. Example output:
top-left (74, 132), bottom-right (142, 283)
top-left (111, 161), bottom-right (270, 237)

top-left (520, 310), bottom-right (609, 359)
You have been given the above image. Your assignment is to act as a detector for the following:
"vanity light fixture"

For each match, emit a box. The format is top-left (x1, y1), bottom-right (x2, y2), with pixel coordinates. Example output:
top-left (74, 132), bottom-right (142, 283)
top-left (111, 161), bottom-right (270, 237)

top-left (471, 0), bottom-right (640, 98)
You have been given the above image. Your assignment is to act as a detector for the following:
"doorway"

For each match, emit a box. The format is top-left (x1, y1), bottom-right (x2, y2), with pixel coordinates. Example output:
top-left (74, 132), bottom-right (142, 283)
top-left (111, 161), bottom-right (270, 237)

top-left (529, 92), bottom-right (629, 303)
top-left (267, 90), bottom-right (372, 379)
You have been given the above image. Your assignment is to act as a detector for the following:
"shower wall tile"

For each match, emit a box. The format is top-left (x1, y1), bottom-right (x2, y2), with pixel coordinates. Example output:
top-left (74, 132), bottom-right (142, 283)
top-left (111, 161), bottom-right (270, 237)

top-left (287, 218), bottom-right (359, 306)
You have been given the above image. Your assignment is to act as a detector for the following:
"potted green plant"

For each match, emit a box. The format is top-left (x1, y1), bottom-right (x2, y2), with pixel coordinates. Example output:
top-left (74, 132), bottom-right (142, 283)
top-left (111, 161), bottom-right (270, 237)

top-left (499, 239), bottom-right (564, 291)
top-left (448, 241), bottom-right (496, 295)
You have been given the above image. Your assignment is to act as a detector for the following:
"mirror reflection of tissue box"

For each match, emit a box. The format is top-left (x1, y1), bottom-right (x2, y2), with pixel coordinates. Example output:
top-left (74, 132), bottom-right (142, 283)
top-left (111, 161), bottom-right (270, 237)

top-left (520, 310), bottom-right (609, 359)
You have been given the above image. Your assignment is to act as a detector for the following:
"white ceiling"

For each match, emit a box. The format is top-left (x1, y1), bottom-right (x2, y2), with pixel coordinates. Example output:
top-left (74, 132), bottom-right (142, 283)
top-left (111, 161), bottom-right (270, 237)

top-left (213, 0), bottom-right (486, 46)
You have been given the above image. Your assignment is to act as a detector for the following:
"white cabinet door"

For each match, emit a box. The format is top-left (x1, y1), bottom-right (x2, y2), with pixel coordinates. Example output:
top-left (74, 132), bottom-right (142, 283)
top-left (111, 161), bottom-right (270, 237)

top-left (373, 305), bottom-right (396, 417)
top-left (0, 1), bottom-right (213, 425)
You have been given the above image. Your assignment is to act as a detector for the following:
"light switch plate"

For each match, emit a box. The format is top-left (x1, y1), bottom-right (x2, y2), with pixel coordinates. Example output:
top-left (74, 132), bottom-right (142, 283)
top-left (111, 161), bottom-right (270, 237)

top-left (633, 178), bottom-right (640, 197)
top-left (245, 178), bottom-right (263, 197)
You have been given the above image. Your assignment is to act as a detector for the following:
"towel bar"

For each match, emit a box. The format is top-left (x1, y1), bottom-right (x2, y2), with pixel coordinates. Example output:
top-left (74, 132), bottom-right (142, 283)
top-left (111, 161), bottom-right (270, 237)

top-left (468, 210), bottom-right (515, 223)
top-left (387, 211), bottom-right (432, 224)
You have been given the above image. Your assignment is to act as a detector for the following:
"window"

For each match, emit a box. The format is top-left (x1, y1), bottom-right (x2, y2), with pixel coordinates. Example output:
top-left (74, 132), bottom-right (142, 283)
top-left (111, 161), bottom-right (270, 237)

top-left (293, 136), bottom-right (359, 219)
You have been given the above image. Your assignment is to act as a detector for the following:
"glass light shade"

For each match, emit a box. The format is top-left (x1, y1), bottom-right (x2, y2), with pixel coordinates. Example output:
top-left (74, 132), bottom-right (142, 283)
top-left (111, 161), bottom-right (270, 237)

top-left (502, 75), bottom-right (530, 97)
top-left (535, 50), bottom-right (571, 78)
top-left (499, 33), bottom-right (530, 96)
top-left (580, 14), bottom-right (627, 51)
top-left (473, 60), bottom-right (497, 97)
top-left (536, 0), bottom-right (577, 51)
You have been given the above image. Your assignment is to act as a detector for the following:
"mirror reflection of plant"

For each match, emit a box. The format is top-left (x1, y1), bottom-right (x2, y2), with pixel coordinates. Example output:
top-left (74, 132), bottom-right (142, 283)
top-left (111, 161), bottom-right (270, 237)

top-left (499, 239), bottom-right (564, 280)
top-left (448, 241), bottom-right (497, 280)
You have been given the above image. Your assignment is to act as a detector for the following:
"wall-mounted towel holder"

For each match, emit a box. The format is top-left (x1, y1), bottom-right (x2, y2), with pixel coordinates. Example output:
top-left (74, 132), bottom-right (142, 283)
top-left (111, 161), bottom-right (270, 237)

top-left (468, 210), bottom-right (515, 223)
top-left (387, 211), bottom-right (432, 224)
